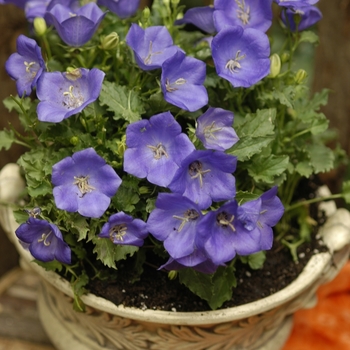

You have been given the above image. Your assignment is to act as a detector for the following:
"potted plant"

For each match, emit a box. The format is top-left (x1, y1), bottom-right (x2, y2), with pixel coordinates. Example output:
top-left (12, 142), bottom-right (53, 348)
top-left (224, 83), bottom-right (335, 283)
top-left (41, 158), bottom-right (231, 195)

top-left (1, 0), bottom-right (350, 349)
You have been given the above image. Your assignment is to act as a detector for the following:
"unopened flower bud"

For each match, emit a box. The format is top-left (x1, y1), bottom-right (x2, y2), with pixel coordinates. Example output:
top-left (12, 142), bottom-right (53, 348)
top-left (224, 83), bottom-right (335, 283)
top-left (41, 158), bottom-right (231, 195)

top-left (280, 52), bottom-right (290, 63)
top-left (100, 32), bottom-right (119, 50)
top-left (33, 17), bottom-right (47, 36)
top-left (142, 7), bottom-right (151, 22)
top-left (171, 0), bottom-right (180, 6)
top-left (70, 136), bottom-right (79, 146)
top-left (139, 186), bottom-right (149, 194)
top-left (168, 270), bottom-right (178, 280)
top-left (117, 135), bottom-right (127, 157)
top-left (295, 69), bottom-right (308, 84)
top-left (268, 53), bottom-right (281, 78)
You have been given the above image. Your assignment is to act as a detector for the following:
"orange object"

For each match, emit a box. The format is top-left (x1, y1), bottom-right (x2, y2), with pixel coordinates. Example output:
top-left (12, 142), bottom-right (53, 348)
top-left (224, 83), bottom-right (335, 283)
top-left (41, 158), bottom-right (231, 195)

top-left (283, 261), bottom-right (350, 350)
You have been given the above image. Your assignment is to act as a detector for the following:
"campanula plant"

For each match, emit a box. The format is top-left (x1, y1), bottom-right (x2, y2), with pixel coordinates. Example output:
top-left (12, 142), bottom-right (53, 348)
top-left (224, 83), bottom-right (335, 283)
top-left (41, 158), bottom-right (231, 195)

top-left (1, 0), bottom-right (350, 312)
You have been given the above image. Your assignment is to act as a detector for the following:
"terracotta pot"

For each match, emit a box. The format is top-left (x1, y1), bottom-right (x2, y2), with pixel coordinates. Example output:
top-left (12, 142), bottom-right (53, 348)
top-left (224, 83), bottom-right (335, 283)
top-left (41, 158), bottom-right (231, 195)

top-left (1, 163), bottom-right (350, 350)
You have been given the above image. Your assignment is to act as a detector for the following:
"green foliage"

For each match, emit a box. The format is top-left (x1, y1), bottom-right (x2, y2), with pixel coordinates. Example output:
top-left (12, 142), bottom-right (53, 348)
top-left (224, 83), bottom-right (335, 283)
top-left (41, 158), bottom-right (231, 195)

top-left (179, 265), bottom-right (236, 310)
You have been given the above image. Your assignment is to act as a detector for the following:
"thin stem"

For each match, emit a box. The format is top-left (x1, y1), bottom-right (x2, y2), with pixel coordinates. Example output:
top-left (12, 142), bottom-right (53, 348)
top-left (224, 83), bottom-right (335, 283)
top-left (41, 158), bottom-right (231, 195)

top-left (285, 193), bottom-right (343, 212)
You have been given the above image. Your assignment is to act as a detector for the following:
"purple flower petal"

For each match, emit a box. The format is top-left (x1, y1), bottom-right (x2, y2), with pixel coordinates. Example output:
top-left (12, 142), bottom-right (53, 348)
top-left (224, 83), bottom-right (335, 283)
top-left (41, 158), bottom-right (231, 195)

top-left (52, 148), bottom-right (122, 218)
top-left (15, 218), bottom-right (71, 264)
top-left (169, 150), bottom-right (237, 209)
top-left (124, 112), bottom-right (195, 187)
top-left (161, 51), bottom-right (208, 112)
top-left (196, 107), bottom-right (239, 151)
top-left (5, 35), bottom-right (45, 97)
top-left (99, 212), bottom-right (148, 246)
top-left (213, 0), bottom-right (273, 33)
top-left (175, 6), bottom-right (216, 34)
top-left (46, 2), bottom-right (106, 47)
top-left (126, 24), bottom-right (180, 71)
top-left (211, 26), bottom-right (270, 88)
top-left (281, 5), bottom-right (322, 31)
top-left (147, 193), bottom-right (204, 260)
top-left (36, 68), bottom-right (105, 123)
top-left (98, 0), bottom-right (140, 19)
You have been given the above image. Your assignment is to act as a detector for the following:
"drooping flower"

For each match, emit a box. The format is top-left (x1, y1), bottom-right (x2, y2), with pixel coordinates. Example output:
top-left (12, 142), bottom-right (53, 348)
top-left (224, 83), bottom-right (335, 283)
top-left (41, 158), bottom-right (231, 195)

top-left (51, 148), bottom-right (122, 218)
top-left (123, 112), bottom-right (195, 187)
top-left (213, 0), bottom-right (273, 33)
top-left (175, 6), bottom-right (216, 34)
top-left (5, 35), bottom-right (45, 97)
top-left (281, 5), bottom-right (322, 31)
top-left (46, 2), bottom-right (106, 47)
top-left (237, 187), bottom-right (284, 250)
top-left (36, 68), bottom-right (105, 123)
top-left (169, 150), bottom-right (237, 209)
top-left (126, 24), bottom-right (180, 71)
top-left (99, 212), bottom-right (148, 247)
top-left (15, 217), bottom-right (71, 264)
top-left (98, 0), bottom-right (140, 19)
top-left (196, 107), bottom-right (239, 151)
top-left (196, 201), bottom-right (263, 265)
top-left (147, 193), bottom-right (204, 260)
top-left (274, 0), bottom-right (319, 9)
top-left (161, 50), bottom-right (208, 112)
top-left (24, 0), bottom-right (50, 21)
top-left (211, 26), bottom-right (270, 88)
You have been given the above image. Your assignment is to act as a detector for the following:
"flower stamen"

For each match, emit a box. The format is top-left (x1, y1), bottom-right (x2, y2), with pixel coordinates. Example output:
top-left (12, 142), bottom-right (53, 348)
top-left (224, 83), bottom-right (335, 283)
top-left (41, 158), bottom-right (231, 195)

top-left (203, 121), bottom-right (223, 140)
top-left (24, 61), bottom-right (35, 73)
top-left (63, 85), bottom-right (84, 109)
top-left (217, 212), bottom-right (236, 232)
top-left (143, 41), bottom-right (163, 65)
top-left (173, 209), bottom-right (200, 232)
top-left (225, 50), bottom-right (246, 74)
top-left (109, 224), bottom-right (127, 242)
top-left (235, 0), bottom-right (250, 25)
top-left (165, 78), bottom-right (186, 92)
top-left (188, 160), bottom-right (211, 188)
top-left (147, 143), bottom-right (169, 160)
top-left (73, 175), bottom-right (95, 197)
top-left (38, 231), bottom-right (52, 246)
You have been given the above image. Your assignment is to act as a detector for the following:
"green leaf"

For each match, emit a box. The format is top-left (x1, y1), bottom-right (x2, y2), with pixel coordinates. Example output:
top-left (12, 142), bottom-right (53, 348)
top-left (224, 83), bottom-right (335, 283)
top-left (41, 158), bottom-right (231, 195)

top-left (342, 181), bottom-right (350, 204)
top-left (229, 109), bottom-right (276, 161)
top-left (295, 161), bottom-right (313, 177)
top-left (0, 129), bottom-right (15, 151)
top-left (235, 191), bottom-right (260, 205)
top-left (99, 81), bottom-right (144, 123)
top-left (71, 271), bottom-right (89, 312)
top-left (179, 266), bottom-right (236, 310)
top-left (34, 259), bottom-right (63, 272)
top-left (240, 251), bottom-right (266, 270)
top-left (299, 31), bottom-right (319, 45)
top-left (248, 155), bottom-right (289, 184)
top-left (66, 214), bottom-right (90, 241)
top-left (306, 144), bottom-right (334, 173)
top-left (93, 238), bottom-right (138, 269)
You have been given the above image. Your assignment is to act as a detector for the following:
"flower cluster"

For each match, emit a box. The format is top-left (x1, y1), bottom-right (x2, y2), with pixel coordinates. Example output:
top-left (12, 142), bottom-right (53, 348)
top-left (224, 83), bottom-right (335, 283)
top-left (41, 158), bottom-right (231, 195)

top-left (2, 0), bottom-right (342, 310)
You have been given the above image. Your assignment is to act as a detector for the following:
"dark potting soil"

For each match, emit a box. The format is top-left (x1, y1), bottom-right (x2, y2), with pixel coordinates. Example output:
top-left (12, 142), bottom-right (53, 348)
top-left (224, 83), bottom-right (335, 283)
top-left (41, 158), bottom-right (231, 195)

top-left (88, 178), bottom-right (330, 312)
top-left (89, 233), bottom-right (328, 312)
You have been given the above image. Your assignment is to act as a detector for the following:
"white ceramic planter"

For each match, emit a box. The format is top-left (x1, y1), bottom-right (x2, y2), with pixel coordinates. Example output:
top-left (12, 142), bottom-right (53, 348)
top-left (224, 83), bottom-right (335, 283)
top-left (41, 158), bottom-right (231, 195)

top-left (1, 163), bottom-right (350, 350)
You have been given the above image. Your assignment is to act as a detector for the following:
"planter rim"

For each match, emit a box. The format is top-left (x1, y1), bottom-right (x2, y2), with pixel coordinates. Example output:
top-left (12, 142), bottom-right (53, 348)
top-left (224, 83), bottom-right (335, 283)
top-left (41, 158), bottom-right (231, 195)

top-left (1, 163), bottom-right (350, 325)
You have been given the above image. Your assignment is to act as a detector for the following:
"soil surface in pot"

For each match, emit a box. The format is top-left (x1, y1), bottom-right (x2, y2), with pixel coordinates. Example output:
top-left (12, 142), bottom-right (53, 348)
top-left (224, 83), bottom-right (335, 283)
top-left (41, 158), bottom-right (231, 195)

top-left (89, 178), bottom-right (330, 312)
top-left (89, 233), bottom-right (328, 312)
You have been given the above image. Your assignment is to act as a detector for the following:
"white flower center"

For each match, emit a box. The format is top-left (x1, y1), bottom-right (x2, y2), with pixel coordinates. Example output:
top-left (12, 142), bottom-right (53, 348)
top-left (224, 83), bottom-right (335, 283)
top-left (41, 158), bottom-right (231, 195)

top-left (173, 209), bottom-right (200, 232)
top-left (188, 160), bottom-right (211, 188)
top-left (73, 175), bottom-right (95, 196)
top-left (63, 85), bottom-right (84, 109)
top-left (165, 78), bottom-right (186, 92)
top-left (109, 224), bottom-right (127, 242)
top-left (236, 0), bottom-right (250, 25)
top-left (217, 212), bottom-right (236, 232)
top-left (225, 50), bottom-right (246, 74)
top-left (147, 143), bottom-right (169, 160)
top-left (143, 41), bottom-right (163, 65)
top-left (37, 231), bottom-right (52, 246)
